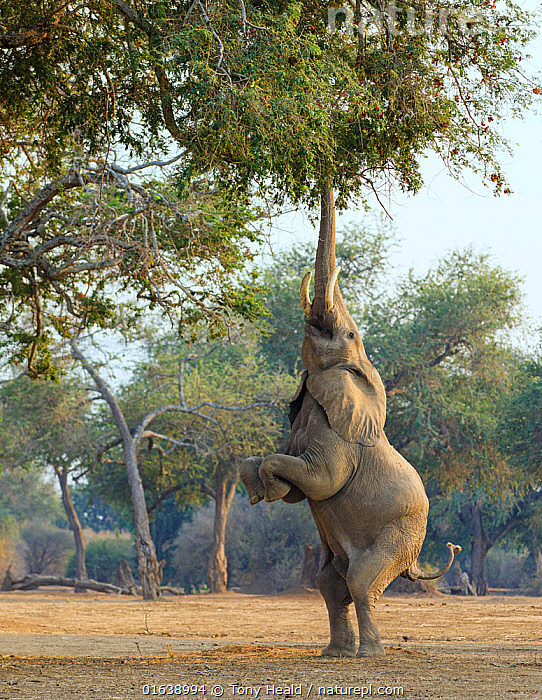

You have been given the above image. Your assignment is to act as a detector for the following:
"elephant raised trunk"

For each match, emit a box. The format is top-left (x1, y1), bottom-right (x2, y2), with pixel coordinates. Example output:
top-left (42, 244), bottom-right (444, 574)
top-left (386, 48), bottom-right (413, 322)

top-left (309, 184), bottom-right (347, 322)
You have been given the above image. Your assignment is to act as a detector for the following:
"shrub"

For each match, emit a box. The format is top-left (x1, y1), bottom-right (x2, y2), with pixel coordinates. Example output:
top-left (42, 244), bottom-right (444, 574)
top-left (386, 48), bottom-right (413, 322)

top-left (20, 522), bottom-right (74, 575)
top-left (66, 536), bottom-right (136, 583)
top-left (485, 548), bottom-right (527, 589)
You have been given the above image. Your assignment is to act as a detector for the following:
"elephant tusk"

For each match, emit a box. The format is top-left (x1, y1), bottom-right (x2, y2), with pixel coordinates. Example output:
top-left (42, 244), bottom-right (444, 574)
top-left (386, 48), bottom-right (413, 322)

top-left (300, 271), bottom-right (313, 317)
top-left (325, 266), bottom-right (341, 314)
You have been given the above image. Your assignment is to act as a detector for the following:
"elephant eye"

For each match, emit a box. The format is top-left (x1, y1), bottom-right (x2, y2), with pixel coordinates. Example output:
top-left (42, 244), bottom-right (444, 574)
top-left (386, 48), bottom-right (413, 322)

top-left (348, 331), bottom-right (355, 339)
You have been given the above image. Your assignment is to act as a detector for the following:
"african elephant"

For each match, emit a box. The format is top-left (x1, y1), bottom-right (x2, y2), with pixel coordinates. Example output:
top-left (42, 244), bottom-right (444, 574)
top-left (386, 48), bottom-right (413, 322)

top-left (241, 187), bottom-right (460, 658)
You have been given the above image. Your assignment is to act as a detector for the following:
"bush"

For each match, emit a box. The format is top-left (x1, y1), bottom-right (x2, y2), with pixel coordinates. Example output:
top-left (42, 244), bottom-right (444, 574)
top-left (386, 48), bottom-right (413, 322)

top-left (66, 536), bottom-right (136, 583)
top-left (19, 522), bottom-right (74, 575)
top-left (171, 506), bottom-right (214, 592)
top-left (485, 547), bottom-right (527, 589)
top-left (521, 574), bottom-right (542, 596)
top-left (172, 495), bottom-right (319, 593)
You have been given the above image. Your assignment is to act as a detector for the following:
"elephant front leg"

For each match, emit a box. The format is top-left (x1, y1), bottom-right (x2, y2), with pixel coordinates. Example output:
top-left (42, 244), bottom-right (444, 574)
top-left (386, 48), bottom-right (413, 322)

top-left (240, 457), bottom-right (265, 505)
top-left (259, 454), bottom-right (307, 502)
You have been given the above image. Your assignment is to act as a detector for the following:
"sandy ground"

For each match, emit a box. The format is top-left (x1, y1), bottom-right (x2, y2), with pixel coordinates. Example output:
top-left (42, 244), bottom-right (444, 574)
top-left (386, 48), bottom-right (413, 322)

top-left (0, 589), bottom-right (541, 699)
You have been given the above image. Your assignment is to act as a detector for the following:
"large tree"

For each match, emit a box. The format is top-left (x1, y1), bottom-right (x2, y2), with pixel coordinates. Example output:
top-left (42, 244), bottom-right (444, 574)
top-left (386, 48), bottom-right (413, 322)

top-left (3, 0), bottom-right (537, 197)
top-left (1, 0), bottom-right (539, 376)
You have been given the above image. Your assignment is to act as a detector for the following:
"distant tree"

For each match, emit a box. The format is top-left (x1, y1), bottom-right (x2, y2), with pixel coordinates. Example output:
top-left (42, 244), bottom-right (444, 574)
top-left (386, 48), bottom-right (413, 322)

top-left (0, 465), bottom-right (63, 525)
top-left (499, 353), bottom-right (542, 580)
top-left (172, 495), bottom-right (319, 593)
top-left (66, 537), bottom-right (136, 584)
top-left (361, 248), bottom-right (530, 594)
top-left (501, 354), bottom-right (542, 479)
top-left (90, 334), bottom-right (295, 592)
top-left (0, 464), bottom-right (65, 577)
top-left (20, 522), bottom-right (73, 575)
top-left (71, 339), bottom-right (168, 600)
top-left (0, 375), bottom-right (95, 580)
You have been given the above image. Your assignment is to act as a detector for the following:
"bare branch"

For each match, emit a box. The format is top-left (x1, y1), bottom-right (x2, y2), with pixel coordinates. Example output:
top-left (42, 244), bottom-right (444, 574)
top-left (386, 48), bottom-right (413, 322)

top-left (0, 168), bottom-right (114, 255)
top-left (111, 154), bottom-right (183, 175)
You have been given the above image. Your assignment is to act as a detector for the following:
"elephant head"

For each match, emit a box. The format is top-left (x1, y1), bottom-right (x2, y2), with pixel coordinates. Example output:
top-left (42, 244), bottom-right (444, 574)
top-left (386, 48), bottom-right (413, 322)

top-left (297, 186), bottom-right (386, 447)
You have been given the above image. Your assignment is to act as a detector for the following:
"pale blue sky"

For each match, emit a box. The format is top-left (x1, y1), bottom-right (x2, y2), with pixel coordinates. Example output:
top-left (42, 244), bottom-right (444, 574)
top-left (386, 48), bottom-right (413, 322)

top-left (270, 7), bottom-right (542, 326)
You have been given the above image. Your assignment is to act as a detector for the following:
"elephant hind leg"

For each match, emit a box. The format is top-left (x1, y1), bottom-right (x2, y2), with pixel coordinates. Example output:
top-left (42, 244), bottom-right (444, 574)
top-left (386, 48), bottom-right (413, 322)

top-left (317, 547), bottom-right (356, 658)
top-left (347, 535), bottom-right (415, 658)
top-left (240, 457), bottom-right (265, 505)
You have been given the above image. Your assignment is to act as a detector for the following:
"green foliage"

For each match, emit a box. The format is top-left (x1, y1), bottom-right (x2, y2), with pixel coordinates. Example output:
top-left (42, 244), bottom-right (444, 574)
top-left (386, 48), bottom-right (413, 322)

top-left (500, 354), bottom-right (542, 478)
top-left (65, 537), bottom-right (136, 583)
top-left (1, 0), bottom-right (537, 201)
top-left (69, 488), bottom-right (133, 533)
top-left (1, 0), bottom-right (539, 374)
top-left (0, 375), bottom-right (96, 474)
top-left (0, 466), bottom-right (64, 528)
top-left (364, 248), bottom-right (522, 394)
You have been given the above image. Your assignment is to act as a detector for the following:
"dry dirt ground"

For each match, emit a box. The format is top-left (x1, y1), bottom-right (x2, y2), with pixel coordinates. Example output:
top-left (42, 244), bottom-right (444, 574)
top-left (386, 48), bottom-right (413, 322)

top-left (0, 589), bottom-right (541, 700)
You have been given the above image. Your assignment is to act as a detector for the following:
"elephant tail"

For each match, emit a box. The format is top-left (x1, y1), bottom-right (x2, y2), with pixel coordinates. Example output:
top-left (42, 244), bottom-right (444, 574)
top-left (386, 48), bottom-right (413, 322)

top-left (401, 542), bottom-right (462, 582)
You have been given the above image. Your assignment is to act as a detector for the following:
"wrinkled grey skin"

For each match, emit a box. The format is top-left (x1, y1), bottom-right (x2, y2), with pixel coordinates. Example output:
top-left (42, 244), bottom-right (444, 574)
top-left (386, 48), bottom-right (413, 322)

top-left (241, 187), bottom-right (459, 658)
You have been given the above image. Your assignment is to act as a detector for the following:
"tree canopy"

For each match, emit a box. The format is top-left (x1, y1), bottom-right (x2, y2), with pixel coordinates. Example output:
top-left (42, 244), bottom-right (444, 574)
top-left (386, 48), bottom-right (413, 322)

top-left (1, 0), bottom-right (538, 200)
top-left (1, 0), bottom-right (539, 375)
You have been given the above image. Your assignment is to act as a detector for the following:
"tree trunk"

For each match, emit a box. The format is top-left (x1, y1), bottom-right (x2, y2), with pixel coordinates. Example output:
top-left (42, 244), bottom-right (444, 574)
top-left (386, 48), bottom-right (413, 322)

top-left (71, 341), bottom-right (163, 601)
top-left (207, 475), bottom-right (236, 593)
top-left (470, 503), bottom-right (489, 596)
top-left (56, 467), bottom-right (87, 582)
top-left (125, 441), bottom-right (163, 600)
top-left (9, 574), bottom-right (134, 594)
top-left (114, 559), bottom-right (137, 592)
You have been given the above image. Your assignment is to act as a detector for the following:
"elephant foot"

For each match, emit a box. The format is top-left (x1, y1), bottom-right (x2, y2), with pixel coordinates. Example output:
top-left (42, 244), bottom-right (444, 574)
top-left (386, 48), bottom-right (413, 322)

top-left (259, 457), bottom-right (292, 502)
top-left (321, 643), bottom-right (356, 658)
top-left (240, 457), bottom-right (265, 505)
top-left (264, 480), bottom-right (291, 502)
top-left (356, 641), bottom-right (385, 658)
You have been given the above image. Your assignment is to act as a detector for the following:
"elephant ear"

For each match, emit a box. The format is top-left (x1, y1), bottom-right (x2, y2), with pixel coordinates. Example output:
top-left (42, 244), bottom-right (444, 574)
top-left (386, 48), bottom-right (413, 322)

top-left (306, 363), bottom-right (386, 446)
top-left (288, 370), bottom-right (308, 427)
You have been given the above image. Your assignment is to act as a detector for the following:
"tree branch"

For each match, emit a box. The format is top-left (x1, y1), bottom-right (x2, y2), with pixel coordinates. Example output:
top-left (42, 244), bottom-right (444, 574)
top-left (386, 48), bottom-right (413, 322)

top-left (0, 168), bottom-right (114, 255)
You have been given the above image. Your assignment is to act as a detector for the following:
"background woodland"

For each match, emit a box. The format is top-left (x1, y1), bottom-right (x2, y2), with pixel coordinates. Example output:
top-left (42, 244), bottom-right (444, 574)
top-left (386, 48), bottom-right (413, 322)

top-left (1, 0), bottom-right (541, 598)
